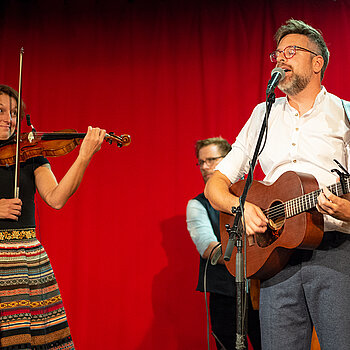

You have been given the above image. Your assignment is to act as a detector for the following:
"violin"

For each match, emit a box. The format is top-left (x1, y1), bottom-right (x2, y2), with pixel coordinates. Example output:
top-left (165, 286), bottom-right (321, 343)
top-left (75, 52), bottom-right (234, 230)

top-left (9, 48), bottom-right (131, 197)
top-left (0, 129), bottom-right (131, 167)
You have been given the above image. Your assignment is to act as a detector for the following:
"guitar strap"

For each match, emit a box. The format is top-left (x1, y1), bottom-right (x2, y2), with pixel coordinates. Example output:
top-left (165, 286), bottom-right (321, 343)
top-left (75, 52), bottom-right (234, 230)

top-left (341, 99), bottom-right (350, 122)
top-left (340, 99), bottom-right (350, 191)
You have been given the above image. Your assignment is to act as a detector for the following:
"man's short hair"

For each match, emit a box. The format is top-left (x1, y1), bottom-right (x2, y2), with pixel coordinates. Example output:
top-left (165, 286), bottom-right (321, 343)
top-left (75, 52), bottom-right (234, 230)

top-left (274, 19), bottom-right (329, 81)
top-left (195, 137), bottom-right (231, 158)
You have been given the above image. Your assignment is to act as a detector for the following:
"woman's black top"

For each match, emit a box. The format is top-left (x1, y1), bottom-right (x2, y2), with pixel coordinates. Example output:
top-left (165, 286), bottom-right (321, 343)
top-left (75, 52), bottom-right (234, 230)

top-left (0, 156), bottom-right (49, 229)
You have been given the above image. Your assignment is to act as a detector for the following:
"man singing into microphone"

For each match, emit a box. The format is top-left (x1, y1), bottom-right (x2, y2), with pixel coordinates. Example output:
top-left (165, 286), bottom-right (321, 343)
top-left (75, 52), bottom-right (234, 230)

top-left (187, 137), bottom-right (261, 350)
top-left (205, 19), bottom-right (350, 349)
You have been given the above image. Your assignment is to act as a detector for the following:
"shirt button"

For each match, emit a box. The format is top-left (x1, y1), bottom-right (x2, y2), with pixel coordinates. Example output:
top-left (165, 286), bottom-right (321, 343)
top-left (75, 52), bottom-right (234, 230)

top-left (293, 160), bottom-right (297, 163)
top-left (295, 113), bottom-right (298, 117)
top-left (292, 143), bottom-right (296, 146)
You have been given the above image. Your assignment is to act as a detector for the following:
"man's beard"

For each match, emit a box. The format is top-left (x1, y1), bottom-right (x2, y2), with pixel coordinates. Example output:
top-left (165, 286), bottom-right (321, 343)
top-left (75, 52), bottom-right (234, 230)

top-left (278, 71), bottom-right (312, 96)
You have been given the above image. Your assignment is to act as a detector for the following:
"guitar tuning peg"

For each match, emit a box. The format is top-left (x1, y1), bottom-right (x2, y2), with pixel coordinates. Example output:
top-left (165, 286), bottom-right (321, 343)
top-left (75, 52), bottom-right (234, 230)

top-left (333, 159), bottom-right (350, 176)
top-left (331, 168), bottom-right (343, 177)
top-left (331, 163), bottom-right (350, 195)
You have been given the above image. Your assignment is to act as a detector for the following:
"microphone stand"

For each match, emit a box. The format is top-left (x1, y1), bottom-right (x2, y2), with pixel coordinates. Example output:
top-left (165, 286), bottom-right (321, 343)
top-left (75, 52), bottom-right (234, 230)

top-left (224, 92), bottom-right (276, 350)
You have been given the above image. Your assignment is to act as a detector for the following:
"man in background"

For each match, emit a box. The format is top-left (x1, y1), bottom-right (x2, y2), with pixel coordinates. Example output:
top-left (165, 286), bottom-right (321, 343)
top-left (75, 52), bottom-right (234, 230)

top-left (186, 137), bottom-right (261, 350)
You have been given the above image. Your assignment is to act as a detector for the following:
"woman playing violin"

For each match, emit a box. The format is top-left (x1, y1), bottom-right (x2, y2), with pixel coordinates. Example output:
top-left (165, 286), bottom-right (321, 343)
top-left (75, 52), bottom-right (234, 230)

top-left (0, 84), bottom-right (105, 349)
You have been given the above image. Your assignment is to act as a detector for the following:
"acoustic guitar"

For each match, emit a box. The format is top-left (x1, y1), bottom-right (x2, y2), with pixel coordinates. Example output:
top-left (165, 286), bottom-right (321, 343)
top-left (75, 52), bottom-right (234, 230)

top-left (220, 171), bottom-right (349, 280)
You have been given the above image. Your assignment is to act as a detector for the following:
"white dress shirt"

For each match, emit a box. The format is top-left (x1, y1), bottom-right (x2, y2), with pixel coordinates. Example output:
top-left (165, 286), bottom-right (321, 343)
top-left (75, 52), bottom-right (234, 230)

top-left (217, 87), bottom-right (350, 233)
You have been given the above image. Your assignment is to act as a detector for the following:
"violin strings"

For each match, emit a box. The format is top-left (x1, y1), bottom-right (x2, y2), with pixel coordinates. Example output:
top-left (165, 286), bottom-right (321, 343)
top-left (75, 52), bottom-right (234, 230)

top-left (28, 131), bottom-right (124, 142)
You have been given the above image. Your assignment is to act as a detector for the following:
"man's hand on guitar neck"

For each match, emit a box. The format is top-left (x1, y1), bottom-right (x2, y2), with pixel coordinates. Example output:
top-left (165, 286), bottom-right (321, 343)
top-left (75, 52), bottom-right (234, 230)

top-left (317, 187), bottom-right (350, 221)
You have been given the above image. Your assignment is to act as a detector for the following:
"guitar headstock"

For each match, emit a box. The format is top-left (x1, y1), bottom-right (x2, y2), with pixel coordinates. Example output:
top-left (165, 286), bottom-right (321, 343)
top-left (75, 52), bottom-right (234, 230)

top-left (105, 133), bottom-right (131, 148)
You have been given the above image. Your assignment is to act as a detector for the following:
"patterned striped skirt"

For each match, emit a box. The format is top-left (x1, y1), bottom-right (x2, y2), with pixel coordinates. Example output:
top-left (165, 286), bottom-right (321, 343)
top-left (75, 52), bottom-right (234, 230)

top-left (0, 229), bottom-right (74, 349)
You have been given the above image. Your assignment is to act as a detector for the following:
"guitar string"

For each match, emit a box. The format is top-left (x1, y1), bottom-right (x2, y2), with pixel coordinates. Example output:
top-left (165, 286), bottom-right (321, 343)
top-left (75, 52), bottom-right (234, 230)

top-left (262, 188), bottom-right (323, 218)
top-left (263, 187), bottom-right (334, 220)
top-left (233, 179), bottom-right (347, 221)
top-left (263, 182), bottom-right (344, 220)
top-left (259, 181), bottom-right (347, 220)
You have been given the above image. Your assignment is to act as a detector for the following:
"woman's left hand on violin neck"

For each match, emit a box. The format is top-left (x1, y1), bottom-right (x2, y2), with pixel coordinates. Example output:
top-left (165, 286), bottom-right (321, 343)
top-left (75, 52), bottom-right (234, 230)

top-left (78, 126), bottom-right (106, 162)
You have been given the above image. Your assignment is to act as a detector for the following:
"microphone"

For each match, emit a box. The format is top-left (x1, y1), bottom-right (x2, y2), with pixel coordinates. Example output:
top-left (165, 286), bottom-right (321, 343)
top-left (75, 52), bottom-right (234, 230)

top-left (266, 67), bottom-right (285, 98)
top-left (26, 114), bottom-right (36, 133)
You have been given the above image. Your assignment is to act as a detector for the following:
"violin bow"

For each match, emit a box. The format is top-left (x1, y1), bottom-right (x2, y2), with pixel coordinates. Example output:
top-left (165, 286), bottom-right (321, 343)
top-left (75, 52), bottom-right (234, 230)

top-left (14, 47), bottom-right (24, 198)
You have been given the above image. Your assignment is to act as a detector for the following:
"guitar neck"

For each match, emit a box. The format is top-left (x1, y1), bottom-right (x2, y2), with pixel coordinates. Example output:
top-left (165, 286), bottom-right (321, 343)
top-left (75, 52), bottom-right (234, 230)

top-left (284, 178), bottom-right (350, 218)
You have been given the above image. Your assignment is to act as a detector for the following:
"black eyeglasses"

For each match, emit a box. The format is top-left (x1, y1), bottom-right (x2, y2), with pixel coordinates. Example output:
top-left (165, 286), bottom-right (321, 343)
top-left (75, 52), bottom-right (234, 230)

top-left (270, 45), bottom-right (319, 62)
top-left (196, 156), bottom-right (224, 167)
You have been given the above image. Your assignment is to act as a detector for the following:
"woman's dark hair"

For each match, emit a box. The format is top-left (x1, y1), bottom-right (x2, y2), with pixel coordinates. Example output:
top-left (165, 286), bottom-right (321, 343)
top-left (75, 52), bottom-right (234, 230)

top-left (0, 84), bottom-right (26, 119)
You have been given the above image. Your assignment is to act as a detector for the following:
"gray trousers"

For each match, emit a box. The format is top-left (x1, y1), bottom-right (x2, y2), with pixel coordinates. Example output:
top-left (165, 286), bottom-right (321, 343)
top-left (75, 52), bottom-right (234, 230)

top-left (260, 231), bottom-right (350, 350)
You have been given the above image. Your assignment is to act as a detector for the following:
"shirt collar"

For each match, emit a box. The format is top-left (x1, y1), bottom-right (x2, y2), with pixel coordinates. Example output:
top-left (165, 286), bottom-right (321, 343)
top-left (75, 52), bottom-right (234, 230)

top-left (315, 86), bottom-right (327, 105)
top-left (284, 86), bottom-right (327, 115)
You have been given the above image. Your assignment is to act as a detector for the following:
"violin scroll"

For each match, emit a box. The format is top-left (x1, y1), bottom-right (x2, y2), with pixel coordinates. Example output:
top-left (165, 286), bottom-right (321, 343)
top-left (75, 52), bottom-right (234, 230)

top-left (105, 132), bottom-right (131, 148)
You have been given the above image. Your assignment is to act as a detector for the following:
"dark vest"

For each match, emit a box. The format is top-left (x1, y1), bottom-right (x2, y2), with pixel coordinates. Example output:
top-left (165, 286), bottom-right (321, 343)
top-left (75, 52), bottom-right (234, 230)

top-left (194, 193), bottom-right (236, 296)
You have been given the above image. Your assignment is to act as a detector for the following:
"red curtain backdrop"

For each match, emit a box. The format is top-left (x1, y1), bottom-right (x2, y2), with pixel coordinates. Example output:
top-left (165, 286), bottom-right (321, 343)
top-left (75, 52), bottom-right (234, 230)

top-left (1, 0), bottom-right (350, 348)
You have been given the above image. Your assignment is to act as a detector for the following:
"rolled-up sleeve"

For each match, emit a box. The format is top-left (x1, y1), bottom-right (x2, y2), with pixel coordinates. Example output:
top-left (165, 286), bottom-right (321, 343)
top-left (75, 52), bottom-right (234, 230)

top-left (186, 199), bottom-right (218, 256)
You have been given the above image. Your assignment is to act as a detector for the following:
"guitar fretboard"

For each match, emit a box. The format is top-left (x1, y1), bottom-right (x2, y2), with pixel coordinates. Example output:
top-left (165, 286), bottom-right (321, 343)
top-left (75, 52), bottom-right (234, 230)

top-left (264, 178), bottom-right (350, 221)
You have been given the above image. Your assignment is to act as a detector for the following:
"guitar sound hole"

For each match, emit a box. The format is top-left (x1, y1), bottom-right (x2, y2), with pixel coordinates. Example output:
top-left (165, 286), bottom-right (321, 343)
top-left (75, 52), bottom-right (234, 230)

top-left (255, 200), bottom-right (285, 248)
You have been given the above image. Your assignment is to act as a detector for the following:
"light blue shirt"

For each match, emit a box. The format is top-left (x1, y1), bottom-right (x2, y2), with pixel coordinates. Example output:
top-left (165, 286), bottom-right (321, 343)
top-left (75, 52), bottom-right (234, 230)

top-left (186, 198), bottom-right (218, 256)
